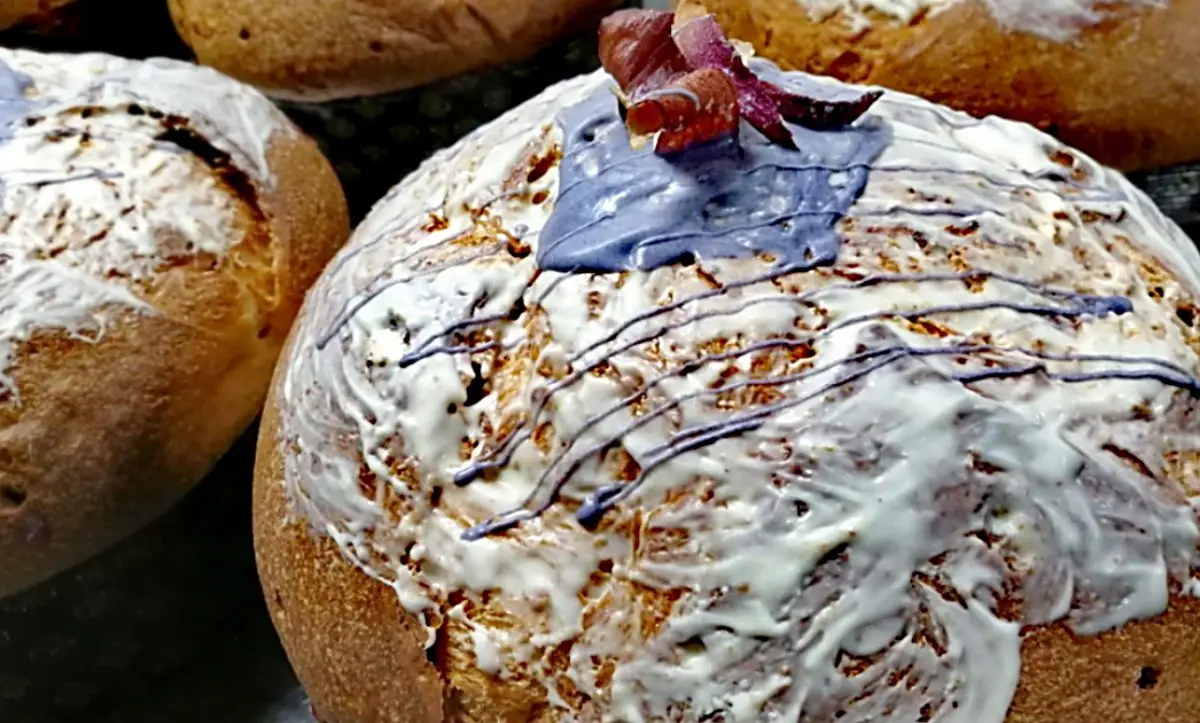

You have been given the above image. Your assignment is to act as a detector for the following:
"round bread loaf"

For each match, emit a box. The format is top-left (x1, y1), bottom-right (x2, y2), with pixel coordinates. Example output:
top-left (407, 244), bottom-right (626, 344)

top-left (254, 56), bottom-right (1200, 722)
top-left (0, 48), bottom-right (348, 599)
top-left (166, 0), bottom-right (625, 102)
top-left (690, 0), bottom-right (1200, 173)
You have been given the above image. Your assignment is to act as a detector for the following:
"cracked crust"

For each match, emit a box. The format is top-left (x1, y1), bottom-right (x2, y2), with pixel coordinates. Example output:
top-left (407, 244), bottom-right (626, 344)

top-left (696, 0), bottom-right (1200, 172)
top-left (167, 0), bottom-right (625, 101)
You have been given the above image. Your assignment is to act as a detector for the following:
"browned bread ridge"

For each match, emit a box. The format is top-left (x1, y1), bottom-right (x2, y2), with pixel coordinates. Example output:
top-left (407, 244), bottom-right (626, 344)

top-left (695, 0), bottom-right (1200, 172)
top-left (0, 48), bottom-right (349, 599)
top-left (166, 0), bottom-right (625, 102)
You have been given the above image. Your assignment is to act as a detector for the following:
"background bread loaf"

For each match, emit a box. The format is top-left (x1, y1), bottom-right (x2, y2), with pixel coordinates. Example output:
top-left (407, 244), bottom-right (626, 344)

top-left (0, 48), bottom-right (349, 599)
top-left (0, 0), bottom-right (191, 61)
top-left (255, 58), bottom-right (1200, 722)
top-left (694, 0), bottom-right (1200, 172)
top-left (167, 0), bottom-right (626, 101)
top-left (0, 0), bottom-right (77, 31)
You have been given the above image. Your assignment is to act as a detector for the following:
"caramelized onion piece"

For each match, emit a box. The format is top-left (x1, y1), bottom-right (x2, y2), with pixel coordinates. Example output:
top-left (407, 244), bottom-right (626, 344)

top-left (598, 5), bottom-right (882, 153)
top-left (598, 9), bottom-right (687, 98)
top-left (625, 68), bottom-right (739, 154)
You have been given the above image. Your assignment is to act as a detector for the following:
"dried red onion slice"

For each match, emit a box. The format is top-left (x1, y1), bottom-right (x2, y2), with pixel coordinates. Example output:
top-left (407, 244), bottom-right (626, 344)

top-left (598, 9), bottom-right (688, 100)
top-left (624, 68), bottom-right (740, 153)
top-left (598, 6), bottom-right (882, 153)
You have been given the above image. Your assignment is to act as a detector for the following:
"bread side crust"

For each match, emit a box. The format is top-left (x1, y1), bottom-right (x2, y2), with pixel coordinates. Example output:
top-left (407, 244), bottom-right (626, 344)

top-left (166, 0), bottom-right (624, 101)
top-left (0, 76), bottom-right (349, 598)
top-left (255, 375), bottom-right (447, 723)
top-left (700, 0), bottom-right (1200, 171)
top-left (1008, 596), bottom-right (1200, 722)
top-left (259, 363), bottom-right (1200, 722)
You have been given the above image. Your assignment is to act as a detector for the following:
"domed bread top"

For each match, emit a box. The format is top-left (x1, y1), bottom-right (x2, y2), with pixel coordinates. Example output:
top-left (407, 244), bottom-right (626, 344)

top-left (0, 47), bottom-right (347, 598)
top-left (0, 48), bottom-right (294, 402)
top-left (265, 54), bottom-right (1200, 722)
top-left (788, 0), bottom-right (1165, 40)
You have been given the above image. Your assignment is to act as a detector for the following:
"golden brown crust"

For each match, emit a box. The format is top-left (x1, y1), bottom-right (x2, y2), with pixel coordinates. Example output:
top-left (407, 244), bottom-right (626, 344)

top-left (0, 132), bottom-right (349, 599)
top-left (256, 386), bottom-right (572, 723)
top-left (699, 0), bottom-right (1200, 171)
top-left (254, 379), bottom-right (446, 723)
top-left (166, 0), bottom-right (624, 101)
top-left (1008, 596), bottom-right (1200, 722)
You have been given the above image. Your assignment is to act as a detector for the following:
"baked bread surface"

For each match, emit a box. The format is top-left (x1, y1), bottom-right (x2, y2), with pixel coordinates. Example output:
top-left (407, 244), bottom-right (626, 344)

top-left (0, 48), bottom-right (349, 598)
top-left (167, 0), bottom-right (625, 102)
top-left (695, 0), bottom-right (1200, 172)
top-left (256, 64), bottom-right (1200, 722)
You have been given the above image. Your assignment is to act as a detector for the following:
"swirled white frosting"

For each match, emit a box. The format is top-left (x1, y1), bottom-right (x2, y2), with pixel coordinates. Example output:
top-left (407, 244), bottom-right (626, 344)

top-left (276, 65), bottom-right (1200, 722)
top-left (793, 0), bottom-right (1167, 40)
top-left (0, 48), bottom-right (294, 401)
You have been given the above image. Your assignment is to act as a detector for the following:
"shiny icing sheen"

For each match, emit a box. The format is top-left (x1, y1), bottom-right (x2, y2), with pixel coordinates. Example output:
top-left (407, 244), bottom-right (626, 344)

top-left (0, 49), bottom-right (294, 400)
top-left (794, 0), bottom-right (1167, 41)
top-left (279, 62), bottom-right (1200, 723)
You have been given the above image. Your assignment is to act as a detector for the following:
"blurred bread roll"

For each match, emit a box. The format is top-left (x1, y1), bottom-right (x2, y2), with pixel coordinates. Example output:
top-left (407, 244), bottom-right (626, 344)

top-left (694, 0), bottom-right (1200, 172)
top-left (254, 48), bottom-right (1200, 723)
top-left (167, 0), bottom-right (626, 102)
top-left (0, 0), bottom-right (76, 31)
top-left (0, 47), bottom-right (348, 598)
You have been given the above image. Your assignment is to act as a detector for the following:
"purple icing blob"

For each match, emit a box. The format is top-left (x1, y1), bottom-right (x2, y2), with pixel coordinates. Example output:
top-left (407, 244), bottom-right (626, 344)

top-left (536, 88), bottom-right (891, 274)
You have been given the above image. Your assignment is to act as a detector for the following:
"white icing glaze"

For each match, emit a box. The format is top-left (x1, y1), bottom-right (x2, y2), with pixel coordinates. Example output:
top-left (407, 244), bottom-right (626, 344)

top-left (0, 48), bottom-right (295, 400)
top-left (792, 0), bottom-right (1168, 41)
top-left (277, 67), bottom-right (1200, 722)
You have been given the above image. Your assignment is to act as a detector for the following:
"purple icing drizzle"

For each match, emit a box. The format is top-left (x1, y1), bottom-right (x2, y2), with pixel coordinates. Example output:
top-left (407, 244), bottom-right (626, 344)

top-left (308, 80), bottom-right (1198, 540)
top-left (452, 88), bottom-right (1197, 539)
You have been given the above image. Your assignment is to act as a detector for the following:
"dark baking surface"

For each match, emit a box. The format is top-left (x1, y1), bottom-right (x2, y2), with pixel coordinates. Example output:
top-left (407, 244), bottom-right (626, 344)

top-left (1128, 164), bottom-right (1200, 238)
top-left (0, 0), bottom-right (1197, 720)
top-left (0, 428), bottom-right (298, 723)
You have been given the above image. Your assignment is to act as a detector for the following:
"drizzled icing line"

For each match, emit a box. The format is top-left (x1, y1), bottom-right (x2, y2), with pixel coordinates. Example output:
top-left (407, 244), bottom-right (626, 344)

top-left (0, 49), bottom-right (294, 400)
top-left (792, 0), bottom-right (1167, 42)
top-left (279, 65), bottom-right (1200, 722)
